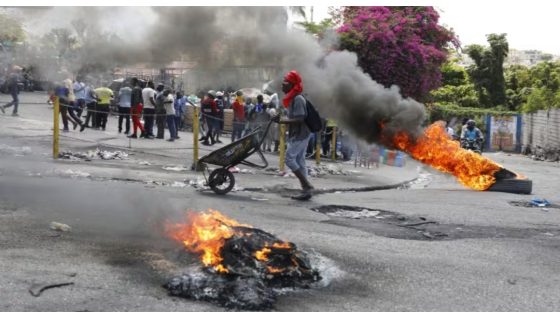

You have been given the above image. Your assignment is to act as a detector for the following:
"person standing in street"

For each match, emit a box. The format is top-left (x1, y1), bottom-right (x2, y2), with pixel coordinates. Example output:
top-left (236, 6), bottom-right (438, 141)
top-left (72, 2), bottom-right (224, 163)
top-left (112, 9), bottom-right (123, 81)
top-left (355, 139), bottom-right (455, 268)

top-left (231, 90), bottom-right (245, 142)
top-left (154, 83), bottom-right (166, 139)
top-left (273, 70), bottom-right (313, 201)
top-left (117, 80), bottom-right (132, 134)
top-left (174, 91), bottom-right (186, 136)
top-left (200, 90), bottom-right (219, 146)
top-left (129, 77), bottom-right (145, 138)
top-left (94, 86), bottom-right (113, 131)
top-left (163, 89), bottom-right (177, 141)
top-left (82, 82), bottom-right (98, 129)
top-left (141, 81), bottom-right (156, 139)
top-left (214, 91), bottom-right (225, 143)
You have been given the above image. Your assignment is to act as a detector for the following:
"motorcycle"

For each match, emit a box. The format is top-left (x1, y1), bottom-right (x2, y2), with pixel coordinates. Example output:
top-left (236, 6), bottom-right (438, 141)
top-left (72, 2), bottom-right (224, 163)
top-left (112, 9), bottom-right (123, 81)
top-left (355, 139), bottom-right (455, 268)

top-left (461, 138), bottom-right (482, 154)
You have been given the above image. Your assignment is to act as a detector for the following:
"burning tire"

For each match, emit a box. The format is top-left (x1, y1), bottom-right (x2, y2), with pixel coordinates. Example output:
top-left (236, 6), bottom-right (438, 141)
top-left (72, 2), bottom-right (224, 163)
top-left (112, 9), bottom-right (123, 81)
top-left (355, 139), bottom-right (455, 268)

top-left (208, 168), bottom-right (235, 195)
top-left (488, 178), bottom-right (532, 194)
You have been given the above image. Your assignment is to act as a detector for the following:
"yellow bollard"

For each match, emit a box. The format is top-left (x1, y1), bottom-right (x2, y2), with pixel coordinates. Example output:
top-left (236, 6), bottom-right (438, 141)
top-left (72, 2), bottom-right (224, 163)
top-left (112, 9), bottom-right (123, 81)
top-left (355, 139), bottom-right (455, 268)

top-left (279, 123), bottom-right (286, 172)
top-left (192, 106), bottom-right (200, 171)
top-left (331, 126), bottom-right (337, 160)
top-left (53, 96), bottom-right (59, 159)
top-left (315, 132), bottom-right (321, 165)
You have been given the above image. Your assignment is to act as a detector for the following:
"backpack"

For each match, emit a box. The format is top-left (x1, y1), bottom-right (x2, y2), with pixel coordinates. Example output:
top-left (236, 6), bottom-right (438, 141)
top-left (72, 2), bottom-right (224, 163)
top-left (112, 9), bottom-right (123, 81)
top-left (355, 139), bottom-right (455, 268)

top-left (304, 98), bottom-right (323, 133)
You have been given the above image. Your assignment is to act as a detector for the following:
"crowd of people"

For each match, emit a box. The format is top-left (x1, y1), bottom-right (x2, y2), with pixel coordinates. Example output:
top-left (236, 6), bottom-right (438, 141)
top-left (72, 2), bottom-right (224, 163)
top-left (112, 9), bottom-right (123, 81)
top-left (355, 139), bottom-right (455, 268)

top-left (1, 66), bottom-right (352, 161)
top-left (44, 76), bottom-right (186, 142)
top-left (1, 66), bottom-right (379, 201)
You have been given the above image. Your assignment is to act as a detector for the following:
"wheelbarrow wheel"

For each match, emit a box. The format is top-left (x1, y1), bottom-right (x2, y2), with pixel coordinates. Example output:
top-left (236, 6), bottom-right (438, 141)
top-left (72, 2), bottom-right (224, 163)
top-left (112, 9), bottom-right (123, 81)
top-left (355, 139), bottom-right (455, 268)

top-left (208, 168), bottom-right (235, 195)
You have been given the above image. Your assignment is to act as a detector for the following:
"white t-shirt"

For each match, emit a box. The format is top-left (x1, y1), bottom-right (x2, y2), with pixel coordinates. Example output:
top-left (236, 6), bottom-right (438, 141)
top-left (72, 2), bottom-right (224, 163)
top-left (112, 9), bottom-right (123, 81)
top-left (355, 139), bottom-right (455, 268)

top-left (164, 94), bottom-right (175, 115)
top-left (142, 87), bottom-right (156, 109)
top-left (64, 79), bottom-right (76, 102)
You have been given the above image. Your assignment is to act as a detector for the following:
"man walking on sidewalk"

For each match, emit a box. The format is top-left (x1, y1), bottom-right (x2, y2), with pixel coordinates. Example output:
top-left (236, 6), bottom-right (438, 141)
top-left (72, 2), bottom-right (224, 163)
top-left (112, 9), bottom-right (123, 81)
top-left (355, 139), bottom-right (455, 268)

top-left (273, 70), bottom-right (314, 201)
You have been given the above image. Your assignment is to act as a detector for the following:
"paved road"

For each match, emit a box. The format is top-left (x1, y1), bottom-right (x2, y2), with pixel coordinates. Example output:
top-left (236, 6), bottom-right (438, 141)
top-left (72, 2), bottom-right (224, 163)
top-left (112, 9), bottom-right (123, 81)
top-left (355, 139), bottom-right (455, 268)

top-left (1, 92), bottom-right (559, 311)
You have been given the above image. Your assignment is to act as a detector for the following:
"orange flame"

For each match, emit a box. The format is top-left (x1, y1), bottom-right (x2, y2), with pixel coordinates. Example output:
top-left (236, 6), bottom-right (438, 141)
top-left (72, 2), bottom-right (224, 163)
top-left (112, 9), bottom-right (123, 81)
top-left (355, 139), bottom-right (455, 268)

top-left (255, 247), bottom-right (271, 261)
top-left (391, 122), bottom-right (502, 190)
top-left (165, 209), bottom-right (250, 273)
top-left (255, 242), bottom-right (293, 261)
top-left (267, 266), bottom-right (285, 273)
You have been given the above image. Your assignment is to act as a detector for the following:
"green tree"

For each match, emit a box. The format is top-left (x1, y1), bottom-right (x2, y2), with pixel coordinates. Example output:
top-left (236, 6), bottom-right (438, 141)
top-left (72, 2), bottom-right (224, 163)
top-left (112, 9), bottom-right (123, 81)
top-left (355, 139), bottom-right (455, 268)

top-left (518, 61), bottom-right (560, 112)
top-left (41, 28), bottom-right (79, 60)
top-left (297, 18), bottom-right (336, 39)
top-left (0, 13), bottom-right (26, 43)
top-left (465, 33), bottom-right (509, 107)
top-left (504, 64), bottom-right (532, 110)
top-left (440, 58), bottom-right (468, 86)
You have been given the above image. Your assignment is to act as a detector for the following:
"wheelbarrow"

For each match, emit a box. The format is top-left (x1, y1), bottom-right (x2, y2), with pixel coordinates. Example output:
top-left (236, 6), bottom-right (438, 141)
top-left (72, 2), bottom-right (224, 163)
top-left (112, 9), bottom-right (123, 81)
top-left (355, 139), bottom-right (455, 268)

top-left (198, 118), bottom-right (276, 195)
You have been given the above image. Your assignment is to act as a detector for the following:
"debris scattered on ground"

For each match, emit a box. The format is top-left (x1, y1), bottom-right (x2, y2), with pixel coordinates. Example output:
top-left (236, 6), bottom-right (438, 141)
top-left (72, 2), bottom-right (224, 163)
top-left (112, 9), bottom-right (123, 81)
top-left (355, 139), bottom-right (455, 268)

top-left (163, 165), bottom-right (188, 172)
top-left (58, 148), bottom-right (128, 161)
top-left (171, 181), bottom-right (188, 188)
top-left (308, 164), bottom-right (350, 177)
top-left (97, 149), bottom-right (128, 160)
top-left (399, 168), bottom-right (433, 189)
top-left (188, 177), bottom-right (207, 189)
top-left (530, 198), bottom-right (551, 207)
top-left (266, 165), bottom-right (350, 178)
top-left (527, 146), bottom-right (560, 162)
top-left (509, 198), bottom-right (559, 209)
top-left (50, 221), bottom-right (71, 232)
top-left (58, 151), bottom-right (92, 161)
top-left (29, 282), bottom-right (74, 297)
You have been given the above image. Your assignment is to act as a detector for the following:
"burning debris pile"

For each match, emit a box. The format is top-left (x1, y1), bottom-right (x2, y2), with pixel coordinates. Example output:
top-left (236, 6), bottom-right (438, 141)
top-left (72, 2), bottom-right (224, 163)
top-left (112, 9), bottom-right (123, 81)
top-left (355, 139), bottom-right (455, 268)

top-left (163, 209), bottom-right (320, 310)
top-left (387, 121), bottom-right (531, 193)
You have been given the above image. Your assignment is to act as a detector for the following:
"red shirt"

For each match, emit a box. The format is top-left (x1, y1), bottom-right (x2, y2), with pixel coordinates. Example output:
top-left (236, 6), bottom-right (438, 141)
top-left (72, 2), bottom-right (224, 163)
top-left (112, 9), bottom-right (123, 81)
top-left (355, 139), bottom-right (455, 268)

top-left (232, 100), bottom-right (245, 121)
top-left (202, 98), bottom-right (219, 117)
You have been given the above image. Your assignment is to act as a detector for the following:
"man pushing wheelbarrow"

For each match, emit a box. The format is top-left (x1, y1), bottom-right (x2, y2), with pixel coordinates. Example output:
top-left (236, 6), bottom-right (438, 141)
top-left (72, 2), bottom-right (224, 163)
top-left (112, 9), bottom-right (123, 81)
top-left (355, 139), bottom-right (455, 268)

top-left (198, 70), bottom-right (316, 201)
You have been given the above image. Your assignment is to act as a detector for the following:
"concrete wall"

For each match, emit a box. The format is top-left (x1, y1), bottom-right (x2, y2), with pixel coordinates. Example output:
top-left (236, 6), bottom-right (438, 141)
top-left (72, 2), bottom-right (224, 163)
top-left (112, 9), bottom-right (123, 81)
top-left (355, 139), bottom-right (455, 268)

top-left (522, 109), bottom-right (560, 161)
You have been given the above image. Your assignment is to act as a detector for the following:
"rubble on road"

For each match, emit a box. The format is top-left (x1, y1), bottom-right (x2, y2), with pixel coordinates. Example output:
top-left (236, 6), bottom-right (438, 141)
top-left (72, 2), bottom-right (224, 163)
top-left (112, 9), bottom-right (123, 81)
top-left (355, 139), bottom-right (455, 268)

top-left (50, 221), bottom-right (71, 232)
top-left (58, 148), bottom-right (129, 161)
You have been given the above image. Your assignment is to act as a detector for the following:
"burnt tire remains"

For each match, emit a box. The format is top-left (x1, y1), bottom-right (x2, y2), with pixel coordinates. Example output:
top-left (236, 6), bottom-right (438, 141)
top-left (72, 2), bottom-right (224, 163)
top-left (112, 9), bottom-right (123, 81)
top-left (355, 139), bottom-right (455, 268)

top-left (487, 178), bottom-right (532, 194)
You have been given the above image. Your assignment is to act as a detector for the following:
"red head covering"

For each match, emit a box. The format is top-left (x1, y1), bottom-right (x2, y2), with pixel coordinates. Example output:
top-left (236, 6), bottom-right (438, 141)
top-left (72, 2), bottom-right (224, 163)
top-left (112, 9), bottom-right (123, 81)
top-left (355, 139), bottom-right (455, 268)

top-left (282, 70), bottom-right (303, 108)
